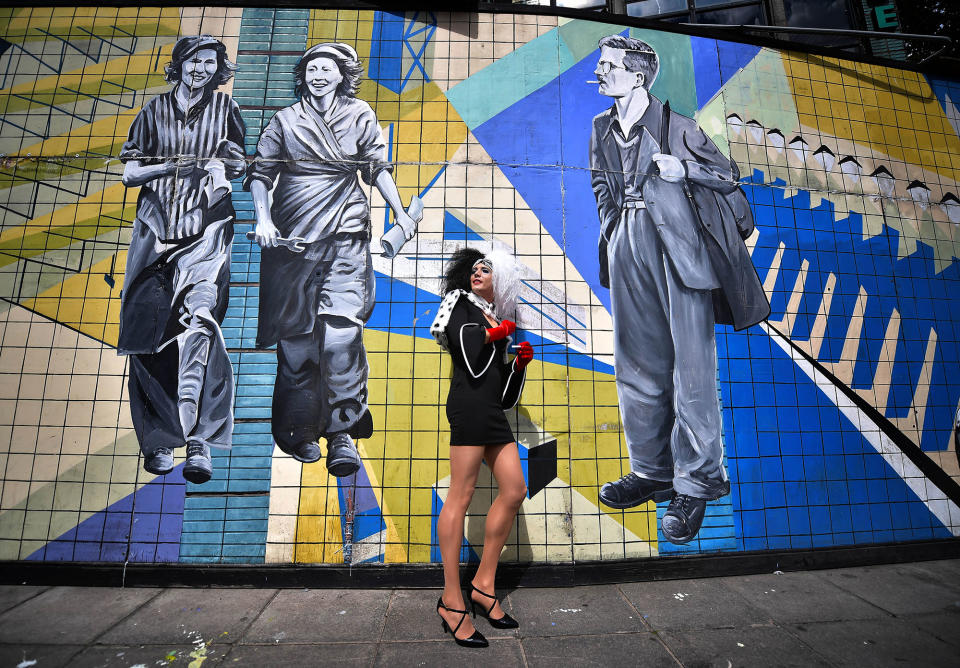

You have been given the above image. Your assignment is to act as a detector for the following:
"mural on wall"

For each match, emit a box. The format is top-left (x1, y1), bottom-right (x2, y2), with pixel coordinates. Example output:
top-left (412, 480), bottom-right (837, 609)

top-left (589, 34), bottom-right (770, 545)
top-left (0, 7), bottom-right (957, 566)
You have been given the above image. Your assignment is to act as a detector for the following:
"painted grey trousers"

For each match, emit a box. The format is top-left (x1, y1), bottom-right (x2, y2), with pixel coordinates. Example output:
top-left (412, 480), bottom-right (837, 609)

top-left (607, 207), bottom-right (728, 499)
top-left (271, 316), bottom-right (369, 450)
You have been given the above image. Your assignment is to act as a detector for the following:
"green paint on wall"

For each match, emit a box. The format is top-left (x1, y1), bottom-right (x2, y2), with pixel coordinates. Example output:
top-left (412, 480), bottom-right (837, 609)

top-left (447, 21), bottom-right (696, 130)
top-left (446, 28), bottom-right (572, 130)
top-left (629, 28), bottom-right (697, 119)
top-left (558, 19), bottom-right (629, 62)
top-left (715, 49), bottom-right (798, 141)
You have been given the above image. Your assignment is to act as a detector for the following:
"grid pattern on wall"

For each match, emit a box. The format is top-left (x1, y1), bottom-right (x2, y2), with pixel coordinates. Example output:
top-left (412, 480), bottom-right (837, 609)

top-left (0, 6), bottom-right (957, 565)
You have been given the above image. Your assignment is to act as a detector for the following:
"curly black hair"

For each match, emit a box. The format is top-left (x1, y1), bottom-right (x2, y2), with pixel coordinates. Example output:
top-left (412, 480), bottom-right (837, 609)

top-left (441, 247), bottom-right (485, 295)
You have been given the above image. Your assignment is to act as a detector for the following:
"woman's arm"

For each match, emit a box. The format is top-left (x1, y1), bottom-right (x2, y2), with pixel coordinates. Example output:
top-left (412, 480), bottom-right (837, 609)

top-left (250, 179), bottom-right (279, 248)
top-left (374, 170), bottom-right (416, 240)
top-left (244, 114), bottom-right (285, 248)
top-left (121, 159), bottom-right (177, 188)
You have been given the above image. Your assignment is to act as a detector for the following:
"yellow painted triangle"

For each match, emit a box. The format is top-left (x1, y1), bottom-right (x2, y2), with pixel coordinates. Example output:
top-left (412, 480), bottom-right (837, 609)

top-left (0, 43), bottom-right (172, 116)
top-left (354, 439), bottom-right (408, 564)
top-left (783, 54), bottom-right (960, 184)
top-left (0, 182), bottom-right (135, 268)
top-left (353, 327), bottom-right (655, 563)
top-left (308, 8), bottom-right (375, 46)
top-left (0, 7), bottom-right (180, 43)
top-left (388, 83), bottom-right (469, 204)
top-left (22, 251), bottom-right (124, 346)
top-left (294, 469), bottom-right (345, 564)
top-left (0, 108), bottom-right (141, 189)
top-left (356, 329), bottom-right (446, 563)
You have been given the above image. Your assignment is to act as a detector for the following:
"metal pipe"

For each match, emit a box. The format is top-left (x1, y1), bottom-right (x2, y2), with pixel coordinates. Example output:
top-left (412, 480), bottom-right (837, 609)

top-left (682, 23), bottom-right (952, 45)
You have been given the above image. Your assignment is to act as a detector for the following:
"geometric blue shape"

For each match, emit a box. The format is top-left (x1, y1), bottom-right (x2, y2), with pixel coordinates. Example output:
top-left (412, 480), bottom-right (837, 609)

top-left (725, 325), bottom-right (953, 551)
top-left (743, 175), bottom-right (960, 454)
top-left (691, 37), bottom-right (761, 109)
top-left (337, 462), bottom-right (388, 564)
top-left (28, 465), bottom-right (186, 563)
top-left (443, 210), bottom-right (485, 242)
top-left (926, 76), bottom-right (960, 119)
top-left (369, 11), bottom-right (406, 94)
top-left (474, 52), bottom-right (613, 309)
top-left (691, 36), bottom-right (723, 110)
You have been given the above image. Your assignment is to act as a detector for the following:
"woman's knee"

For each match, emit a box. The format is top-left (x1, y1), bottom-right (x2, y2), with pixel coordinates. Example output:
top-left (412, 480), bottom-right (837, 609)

top-left (500, 483), bottom-right (527, 508)
top-left (441, 485), bottom-right (476, 516)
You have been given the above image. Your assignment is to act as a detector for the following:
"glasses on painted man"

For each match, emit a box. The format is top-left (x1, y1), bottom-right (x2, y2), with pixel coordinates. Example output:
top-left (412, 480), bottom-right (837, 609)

top-left (595, 60), bottom-right (626, 75)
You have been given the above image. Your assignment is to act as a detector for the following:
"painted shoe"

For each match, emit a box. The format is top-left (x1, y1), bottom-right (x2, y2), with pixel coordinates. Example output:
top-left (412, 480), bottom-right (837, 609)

top-left (326, 432), bottom-right (360, 477)
top-left (183, 442), bottom-right (213, 484)
top-left (598, 472), bottom-right (673, 509)
top-left (660, 494), bottom-right (707, 545)
top-left (280, 441), bottom-right (322, 464)
top-left (143, 447), bottom-right (174, 476)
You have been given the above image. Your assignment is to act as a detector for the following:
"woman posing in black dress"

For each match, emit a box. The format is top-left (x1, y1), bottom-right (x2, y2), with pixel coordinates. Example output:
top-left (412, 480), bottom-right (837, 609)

top-left (429, 248), bottom-right (534, 648)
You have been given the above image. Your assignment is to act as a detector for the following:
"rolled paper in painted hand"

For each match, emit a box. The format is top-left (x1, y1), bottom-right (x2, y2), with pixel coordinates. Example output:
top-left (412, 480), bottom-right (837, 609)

top-left (380, 195), bottom-right (424, 258)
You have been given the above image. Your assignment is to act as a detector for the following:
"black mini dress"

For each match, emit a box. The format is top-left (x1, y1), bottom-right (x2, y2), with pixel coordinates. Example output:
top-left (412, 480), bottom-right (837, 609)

top-left (444, 294), bottom-right (526, 446)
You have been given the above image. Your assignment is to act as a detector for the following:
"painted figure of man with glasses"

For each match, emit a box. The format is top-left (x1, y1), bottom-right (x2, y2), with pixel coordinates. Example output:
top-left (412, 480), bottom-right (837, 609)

top-left (589, 35), bottom-right (769, 543)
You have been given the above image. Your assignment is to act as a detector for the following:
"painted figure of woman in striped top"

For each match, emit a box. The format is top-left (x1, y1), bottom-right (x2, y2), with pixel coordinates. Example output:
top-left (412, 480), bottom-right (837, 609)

top-left (118, 35), bottom-right (245, 484)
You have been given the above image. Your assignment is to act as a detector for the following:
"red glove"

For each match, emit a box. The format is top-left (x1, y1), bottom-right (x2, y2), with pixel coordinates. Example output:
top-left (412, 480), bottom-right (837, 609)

top-left (486, 319), bottom-right (516, 342)
top-left (514, 341), bottom-right (534, 370)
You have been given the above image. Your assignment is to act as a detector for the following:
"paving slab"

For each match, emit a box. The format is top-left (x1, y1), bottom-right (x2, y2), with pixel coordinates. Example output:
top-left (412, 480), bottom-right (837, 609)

top-left (382, 589), bottom-right (517, 642)
top-left (905, 558), bottom-right (960, 587)
top-left (223, 641), bottom-right (376, 666)
top-left (374, 638), bottom-right (524, 666)
top-left (0, 587), bottom-right (160, 645)
top-left (817, 563), bottom-right (960, 616)
top-left (70, 642), bottom-right (230, 667)
top-left (618, 577), bottom-right (771, 630)
top-left (505, 584), bottom-right (645, 637)
top-left (0, 585), bottom-right (47, 615)
top-left (244, 589), bottom-right (391, 644)
top-left (721, 570), bottom-right (887, 623)
top-left (0, 644), bottom-right (84, 668)
top-left (788, 618), bottom-right (960, 667)
top-left (98, 587), bottom-right (277, 645)
top-left (902, 610), bottom-right (960, 649)
top-left (662, 624), bottom-right (833, 667)
top-left (522, 632), bottom-right (676, 667)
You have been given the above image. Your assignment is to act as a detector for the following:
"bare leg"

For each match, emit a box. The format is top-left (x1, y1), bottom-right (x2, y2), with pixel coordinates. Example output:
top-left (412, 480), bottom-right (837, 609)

top-left (471, 442), bottom-right (526, 619)
top-left (436, 445), bottom-right (485, 639)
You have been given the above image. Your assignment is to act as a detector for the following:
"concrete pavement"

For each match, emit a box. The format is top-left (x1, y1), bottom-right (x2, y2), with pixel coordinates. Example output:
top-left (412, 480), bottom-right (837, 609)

top-left (0, 559), bottom-right (958, 667)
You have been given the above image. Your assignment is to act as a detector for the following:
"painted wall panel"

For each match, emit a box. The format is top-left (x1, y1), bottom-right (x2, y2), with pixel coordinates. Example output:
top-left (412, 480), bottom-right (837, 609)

top-left (0, 7), bottom-right (956, 566)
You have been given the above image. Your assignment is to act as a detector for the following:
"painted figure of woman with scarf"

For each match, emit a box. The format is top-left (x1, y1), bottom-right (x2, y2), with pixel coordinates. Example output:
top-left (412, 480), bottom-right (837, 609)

top-left (119, 35), bottom-right (245, 483)
top-left (245, 42), bottom-right (417, 476)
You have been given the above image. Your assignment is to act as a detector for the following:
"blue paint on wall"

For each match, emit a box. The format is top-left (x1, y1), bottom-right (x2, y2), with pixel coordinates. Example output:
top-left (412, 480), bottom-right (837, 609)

top-left (474, 52), bottom-right (612, 309)
top-left (443, 210), bottom-right (485, 242)
top-left (30, 466), bottom-right (185, 563)
top-left (369, 12), bottom-right (407, 94)
top-left (725, 328), bottom-right (952, 549)
top-left (742, 173), bottom-right (960, 465)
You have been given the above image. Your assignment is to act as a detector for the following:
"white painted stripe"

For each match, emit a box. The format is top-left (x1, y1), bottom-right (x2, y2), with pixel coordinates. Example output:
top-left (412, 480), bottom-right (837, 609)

top-left (763, 322), bottom-right (960, 535)
top-left (350, 528), bottom-right (389, 563)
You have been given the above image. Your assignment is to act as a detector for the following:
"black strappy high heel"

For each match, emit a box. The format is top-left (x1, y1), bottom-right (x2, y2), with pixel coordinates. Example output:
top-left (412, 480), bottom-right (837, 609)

top-left (437, 597), bottom-right (489, 648)
top-left (470, 584), bottom-right (519, 629)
